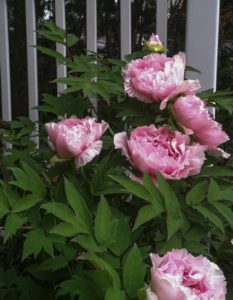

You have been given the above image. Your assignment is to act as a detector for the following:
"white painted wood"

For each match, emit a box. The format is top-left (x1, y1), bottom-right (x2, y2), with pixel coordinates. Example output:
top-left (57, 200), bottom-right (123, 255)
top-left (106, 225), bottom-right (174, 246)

top-left (156, 0), bottom-right (168, 47)
top-left (186, 0), bottom-right (220, 92)
top-left (55, 0), bottom-right (67, 94)
top-left (0, 0), bottom-right (12, 121)
top-left (86, 0), bottom-right (97, 53)
top-left (120, 0), bottom-right (132, 59)
top-left (25, 0), bottom-right (39, 124)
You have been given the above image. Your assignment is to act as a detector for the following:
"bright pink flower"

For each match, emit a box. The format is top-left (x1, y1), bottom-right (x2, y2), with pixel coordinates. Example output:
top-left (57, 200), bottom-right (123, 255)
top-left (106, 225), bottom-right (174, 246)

top-left (124, 52), bottom-right (200, 109)
top-left (173, 95), bottom-right (229, 158)
top-left (114, 125), bottom-right (206, 181)
top-left (148, 249), bottom-right (226, 300)
top-left (45, 116), bottom-right (108, 168)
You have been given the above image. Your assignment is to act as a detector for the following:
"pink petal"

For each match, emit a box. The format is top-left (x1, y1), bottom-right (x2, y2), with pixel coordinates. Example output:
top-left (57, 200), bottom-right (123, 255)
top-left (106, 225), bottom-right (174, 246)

top-left (160, 79), bottom-right (201, 110)
top-left (114, 132), bottom-right (131, 159)
top-left (75, 140), bottom-right (103, 168)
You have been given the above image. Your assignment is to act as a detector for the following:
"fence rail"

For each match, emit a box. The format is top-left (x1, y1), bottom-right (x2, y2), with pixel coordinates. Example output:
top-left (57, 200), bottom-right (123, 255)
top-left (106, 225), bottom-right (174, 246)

top-left (0, 0), bottom-right (220, 123)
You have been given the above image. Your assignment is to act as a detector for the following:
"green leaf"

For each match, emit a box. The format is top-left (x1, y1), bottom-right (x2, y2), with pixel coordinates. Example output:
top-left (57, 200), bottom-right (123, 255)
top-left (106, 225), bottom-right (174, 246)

top-left (142, 173), bottom-right (164, 210)
top-left (66, 34), bottom-right (79, 47)
top-left (36, 257), bottom-right (67, 272)
top-left (21, 163), bottom-right (46, 198)
top-left (79, 253), bottom-right (121, 289)
top-left (4, 214), bottom-right (27, 241)
top-left (64, 178), bottom-right (92, 232)
top-left (94, 198), bottom-right (113, 246)
top-left (12, 195), bottom-right (41, 213)
top-left (105, 287), bottom-right (125, 300)
top-left (50, 222), bottom-right (87, 237)
top-left (207, 179), bottom-right (220, 202)
top-left (133, 204), bottom-right (162, 231)
top-left (1, 181), bottom-right (21, 207)
top-left (212, 202), bottom-right (233, 228)
top-left (186, 180), bottom-right (209, 206)
top-left (41, 202), bottom-right (76, 223)
top-left (198, 166), bottom-right (233, 177)
top-left (109, 218), bottom-right (131, 256)
top-left (195, 205), bottom-right (224, 233)
top-left (123, 244), bottom-right (146, 299)
top-left (217, 189), bottom-right (233, 201)
top-left (74, 235), bottom-right (104, 253)
top-left (110, 176), bottom-right (151, 202)
top-left (159, 235), bottom-right (182, 254)
top-left (35, 46), bottom-right (64, 62)
top-left (157, 173), bottom-right (184, 239)
top-left (22, 229), bottom-right (54, 260)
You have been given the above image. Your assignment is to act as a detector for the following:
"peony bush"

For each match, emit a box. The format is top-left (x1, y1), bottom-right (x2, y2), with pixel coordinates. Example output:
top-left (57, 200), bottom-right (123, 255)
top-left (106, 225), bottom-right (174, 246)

top-left (0, 21), bottom-right (233, 299)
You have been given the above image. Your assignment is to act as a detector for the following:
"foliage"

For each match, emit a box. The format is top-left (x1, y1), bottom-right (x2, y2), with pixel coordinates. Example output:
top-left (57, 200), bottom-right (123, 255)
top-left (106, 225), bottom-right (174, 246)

top-left (0, 21), bottom-right (233, 299)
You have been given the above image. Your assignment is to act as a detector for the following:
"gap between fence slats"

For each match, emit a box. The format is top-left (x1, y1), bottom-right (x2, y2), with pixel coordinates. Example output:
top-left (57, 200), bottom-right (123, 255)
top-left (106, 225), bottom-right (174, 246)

top-left (55, 0), bottom-right (67, 94)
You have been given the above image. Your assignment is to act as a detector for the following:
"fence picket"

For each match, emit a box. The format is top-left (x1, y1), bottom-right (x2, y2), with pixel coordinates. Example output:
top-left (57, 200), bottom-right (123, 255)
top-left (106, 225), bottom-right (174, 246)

top-left (186, 0), bottom-right (220, 92)
top-left (156, 0), bottom-right (168, 47)
top-left (25, 0), bottom-right (39, 125)
top-left (0, 0), bottom-right (12, 121)
top-left (120, 0), bottom-right (132, 59)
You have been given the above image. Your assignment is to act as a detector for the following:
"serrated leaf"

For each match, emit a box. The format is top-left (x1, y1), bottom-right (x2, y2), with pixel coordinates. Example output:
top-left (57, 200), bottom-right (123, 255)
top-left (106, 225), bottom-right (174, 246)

top-left (123, 244), bottom-right (146, 298)
top-left (186, 180), bottom-right (209, 206)
top-left (195, 205), bottom-right (224, 233)
top-left (133, 204), bottom-right (162, 231)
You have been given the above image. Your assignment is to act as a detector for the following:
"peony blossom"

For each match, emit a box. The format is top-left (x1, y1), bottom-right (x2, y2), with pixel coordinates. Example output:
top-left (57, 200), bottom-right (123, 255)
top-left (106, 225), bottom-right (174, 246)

top-left (45, 116), bottom-right (108, 168)
top-left (124, 52), bottom-right (200, 109)
top-left (147, 249), bottom-right (226, 300)
top-left (114, 125), bottom-right (206, 181)
top-left (173, 95), bottom-right (229, 158)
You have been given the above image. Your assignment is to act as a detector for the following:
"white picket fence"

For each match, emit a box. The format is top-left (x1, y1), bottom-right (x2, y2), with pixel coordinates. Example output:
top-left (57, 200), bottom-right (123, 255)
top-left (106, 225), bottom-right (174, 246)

top-left (0, 0), bottom-right (220, 123)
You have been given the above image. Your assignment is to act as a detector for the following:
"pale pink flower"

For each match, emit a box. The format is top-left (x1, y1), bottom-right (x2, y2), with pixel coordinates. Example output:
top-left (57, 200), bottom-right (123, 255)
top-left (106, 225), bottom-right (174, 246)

top-left (173, 95), bottom-right (229, 158)
top-left (148, 249), bottom-right (226, 300)
top-left (114, 125), bottom-right (206, 181)
top-left (45, 116), bottom-right (108, 168)
top-left (147, 34), bottom-right (163, 47)
top-left (124, 52), bottom-right (200, 109)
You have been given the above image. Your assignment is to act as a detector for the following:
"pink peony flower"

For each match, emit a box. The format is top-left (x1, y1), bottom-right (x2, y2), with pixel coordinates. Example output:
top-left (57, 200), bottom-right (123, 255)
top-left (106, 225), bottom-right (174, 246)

top-left (173, 95), bottom-right (229, 158)
top-left (148, 249), bottom-right (226, 300)
top-left (45, 116), bottom-right (108, 168)
top-left (114, 125), bottom-right (206, 181)
top-left (124, 52), bottom-right (200, 109)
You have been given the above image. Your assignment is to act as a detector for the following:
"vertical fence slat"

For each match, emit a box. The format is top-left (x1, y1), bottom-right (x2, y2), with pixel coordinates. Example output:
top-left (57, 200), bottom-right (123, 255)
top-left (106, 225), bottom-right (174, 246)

top-left (0, 0), bottom-right (12, 121)
top-left (120, 0), bottom-right (132, 59)
top-left (156, 0), bottom-right (168, 47)
top-left (55, 0), bottom-right (67, 94)
top-left (25, 0), bottom-right (39, 124)
top-left (86, 0), bottom-right (97, 53)
top-left (186, 0), bottom-right (220, 92)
